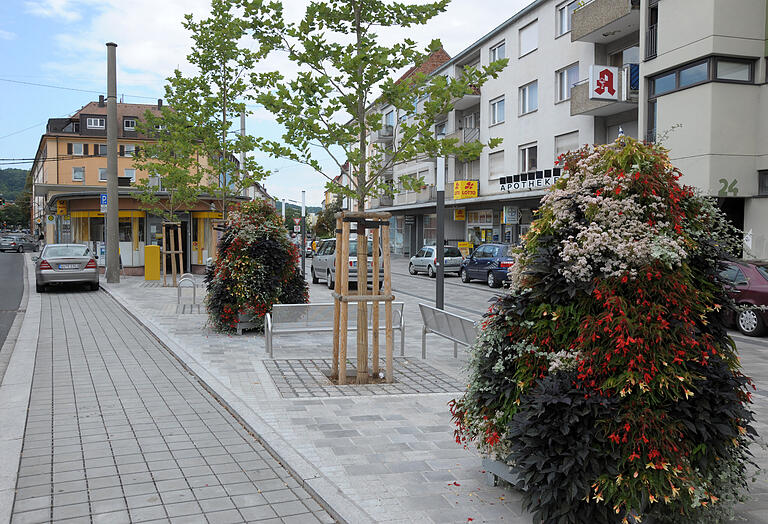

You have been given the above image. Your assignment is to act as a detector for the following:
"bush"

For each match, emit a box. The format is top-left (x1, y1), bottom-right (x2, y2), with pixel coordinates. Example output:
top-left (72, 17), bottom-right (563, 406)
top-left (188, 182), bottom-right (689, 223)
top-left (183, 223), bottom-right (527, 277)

top-left (205, 199), bottom-right (308, 333)
top-left (450, 137), bottom-right (757, 523)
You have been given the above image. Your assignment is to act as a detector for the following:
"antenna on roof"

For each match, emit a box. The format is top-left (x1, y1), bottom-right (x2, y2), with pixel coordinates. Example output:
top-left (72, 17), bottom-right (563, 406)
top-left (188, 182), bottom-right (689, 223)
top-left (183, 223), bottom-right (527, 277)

top-left (120, 94), bottom-right (124, 103)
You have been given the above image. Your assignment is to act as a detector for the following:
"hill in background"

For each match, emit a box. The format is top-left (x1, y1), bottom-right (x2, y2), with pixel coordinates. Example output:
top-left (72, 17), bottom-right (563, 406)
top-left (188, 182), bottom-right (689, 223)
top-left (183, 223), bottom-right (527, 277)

top-left (0, 168), bottom-right (28, 202)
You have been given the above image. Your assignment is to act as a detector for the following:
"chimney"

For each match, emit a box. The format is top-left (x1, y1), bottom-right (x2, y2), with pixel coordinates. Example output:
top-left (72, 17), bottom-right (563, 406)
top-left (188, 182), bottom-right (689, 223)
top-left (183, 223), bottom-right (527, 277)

top-left (98, 95), bottom-right (105, 107)
top-left (157, 99), bottom-right (163, 109)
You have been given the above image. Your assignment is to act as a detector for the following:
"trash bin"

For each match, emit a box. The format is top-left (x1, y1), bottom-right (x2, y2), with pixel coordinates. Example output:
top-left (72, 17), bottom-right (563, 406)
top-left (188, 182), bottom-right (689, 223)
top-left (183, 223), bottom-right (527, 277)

top-left (145, 245), bottom-right (161, 280)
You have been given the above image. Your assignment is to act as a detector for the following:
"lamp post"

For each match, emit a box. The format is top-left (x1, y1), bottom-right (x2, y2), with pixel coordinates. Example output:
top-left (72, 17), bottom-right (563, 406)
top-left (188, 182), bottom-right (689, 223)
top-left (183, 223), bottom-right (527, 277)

top-left (435, 135), bottom-right (446, 310)
top-left (301, 190), bottom-right (306, 279)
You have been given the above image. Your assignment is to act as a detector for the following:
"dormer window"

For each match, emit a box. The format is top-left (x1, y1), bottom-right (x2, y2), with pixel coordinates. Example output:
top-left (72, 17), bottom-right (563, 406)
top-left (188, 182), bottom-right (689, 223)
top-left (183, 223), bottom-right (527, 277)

top-left (124, 119), bottom-right (136, 131)
top-left (87, 117), bottom-right (105, 129)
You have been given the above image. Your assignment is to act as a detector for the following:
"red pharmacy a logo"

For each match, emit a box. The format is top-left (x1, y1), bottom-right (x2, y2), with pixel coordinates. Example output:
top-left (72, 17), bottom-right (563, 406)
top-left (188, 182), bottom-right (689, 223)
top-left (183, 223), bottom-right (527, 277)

top-left (594, 68), bottom-right (616, 96)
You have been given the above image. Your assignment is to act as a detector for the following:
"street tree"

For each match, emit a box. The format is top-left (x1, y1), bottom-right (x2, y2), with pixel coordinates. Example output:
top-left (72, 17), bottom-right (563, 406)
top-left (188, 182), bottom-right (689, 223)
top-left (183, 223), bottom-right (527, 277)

top-left (135, 0), bottom-right (269, 221)
top-left (240, 0), bottom-right (507, 383)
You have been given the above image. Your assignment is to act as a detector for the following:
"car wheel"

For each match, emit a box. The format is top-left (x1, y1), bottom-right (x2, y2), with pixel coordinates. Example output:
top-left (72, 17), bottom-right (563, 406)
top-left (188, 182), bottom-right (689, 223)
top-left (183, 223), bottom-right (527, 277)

top-left (460, 268), bottom-right (470, 283)
top-left (17, 246), bottom-right (24, 253)
top-left (36, 282), bottom-right (45, 293)
top-left (326, 271), bottom-right (334, 290)
top-left (408, 263), bottom-right (417, 275)
top-left (737, 307), bottom-right (767, 337)
top-left (487, 271), bottom-right (501, 288)
top-left (428, 265), bottom-right (436, 278)
top-left (311, 267), bottom-right (319, 284)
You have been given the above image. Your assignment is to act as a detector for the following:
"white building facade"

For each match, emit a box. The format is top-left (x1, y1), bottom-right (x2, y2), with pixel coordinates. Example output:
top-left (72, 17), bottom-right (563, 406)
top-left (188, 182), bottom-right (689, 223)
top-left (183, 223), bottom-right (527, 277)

top-left (369, 0), bottom-right (768, 260)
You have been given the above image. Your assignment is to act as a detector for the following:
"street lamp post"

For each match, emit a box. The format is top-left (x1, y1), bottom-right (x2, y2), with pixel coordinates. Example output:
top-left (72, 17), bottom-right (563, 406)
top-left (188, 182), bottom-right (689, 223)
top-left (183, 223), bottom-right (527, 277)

top-left (301, 190), bottom-right (306, 279)
top-left (435, 139), bottom-right (446, 310)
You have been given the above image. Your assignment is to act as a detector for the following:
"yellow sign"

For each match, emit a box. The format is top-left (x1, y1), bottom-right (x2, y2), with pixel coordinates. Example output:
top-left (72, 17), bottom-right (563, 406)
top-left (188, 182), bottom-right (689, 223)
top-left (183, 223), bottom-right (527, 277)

top-left (56, 201), bottom-right (67, 215)
top-left (453, 208), bottom-right (466, 221)
top-left (453, 180), bottom-right (478, 200)
top-left (457, 241), bottom-right (474, 257)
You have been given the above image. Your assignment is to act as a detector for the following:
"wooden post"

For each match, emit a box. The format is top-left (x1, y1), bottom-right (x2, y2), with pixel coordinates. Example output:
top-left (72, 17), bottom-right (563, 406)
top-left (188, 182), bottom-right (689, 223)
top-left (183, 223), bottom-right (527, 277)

top-left (170, 225), bottom-right (177, 287)
top-left (176, 224), bottom-right (183, 282)
top-left (331, 216), bottom-right (343, 380)
top-left (383, 223), bottom-right (393, 383)
top-left (338, 219), bottom-right (351, 385)
top-left (162, 224), bottom-right (167, 287)
top-left (371, 226), bottom-right (380, 377)
top-left (356, 221), bottom-right (368, 385)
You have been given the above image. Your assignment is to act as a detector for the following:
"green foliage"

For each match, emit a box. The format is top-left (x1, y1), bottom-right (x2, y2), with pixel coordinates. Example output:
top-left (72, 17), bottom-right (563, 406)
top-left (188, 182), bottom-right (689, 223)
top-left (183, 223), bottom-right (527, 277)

top-left (134, 0), bottom-right (269, 219)
top-left (205, 199), bottom-right (308, 333)
top-left (0, 203), bottom-right (28, 227)
top-left (451, 137), bottom-right (757, 523)
top-left (314, 200), bottom-right (342, 238)
top-left (240, 0), bottom-right (507, 209)
top-left (0, 168), bottom-right (28, 202)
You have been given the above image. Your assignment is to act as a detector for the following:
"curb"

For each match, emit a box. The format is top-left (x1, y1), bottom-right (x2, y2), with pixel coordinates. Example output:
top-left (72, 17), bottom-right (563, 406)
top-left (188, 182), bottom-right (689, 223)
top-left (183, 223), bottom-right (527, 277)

top-left (101, 283), bottom-right (373, 524)
top-left (0, 255), bottom-right (42, 524)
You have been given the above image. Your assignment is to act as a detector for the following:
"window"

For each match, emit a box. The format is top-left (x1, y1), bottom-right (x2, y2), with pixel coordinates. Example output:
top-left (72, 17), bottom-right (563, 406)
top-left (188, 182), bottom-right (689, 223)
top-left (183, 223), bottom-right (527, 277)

top-left (464, 113), bottom-right (477, 129)
top-left (556, 1), bottom-right (577, 36)
top-left (124, 144), bottom-right (135, 157)
top-left (716, 59), bottom-right (751, 82)
top-left (759, 171), bottom-right (768, 196)
top-left (95, 144), bottom-right (107, 156)
top-left (652, 71), bottom-right (676, 96)
top-left (86, 117), bottom-right (105, 129)
top-left (385, 110), bottom-right (394, 128)
top-left (72, 167), bottom-right (84, 181)
top-left (99, 168), bottom-right (107, 181)
top-left (72, 143), bottom-right (83, 156)
top-left (556, 64), bottom-right (579, 102)
top-left (124, 169), bottom-right (136, 182)
top-left (554, 131), bottom-right (578, 160)
top-left (519, 20), bottom-right (538, 57)
top-left (519, 81), bottom-right (538, 115)
top-left (519, 143), bottom-right (537, 173)
top-left (490, 96), bottom-right (505, 125)
top-left (679, 61), bottom-right (708, 87)
top-left (123, 119), bottom-right (136, 131)
top-left (435, 121), bottom-right (447, 137)
top-left (489, 151), bottom-right (505, 179)
top-left (490, 41), bottom-right (506, 63)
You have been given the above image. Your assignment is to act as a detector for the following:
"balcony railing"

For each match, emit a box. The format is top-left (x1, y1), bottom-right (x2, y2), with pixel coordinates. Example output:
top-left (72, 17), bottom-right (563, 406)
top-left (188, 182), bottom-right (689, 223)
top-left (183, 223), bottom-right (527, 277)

top-left (645, 24), bottom-right (657, 60)
top-left (463, 127), bottom-right (480, 143)
top-left (393, 185), bottom-right (436, 206)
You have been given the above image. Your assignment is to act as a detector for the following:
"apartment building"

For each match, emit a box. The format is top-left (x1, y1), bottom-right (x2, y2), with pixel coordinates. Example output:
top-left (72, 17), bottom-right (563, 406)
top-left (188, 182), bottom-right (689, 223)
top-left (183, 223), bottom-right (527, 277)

top-left (30, 99), bottom-right (240, 275)
top-left (369, 0), bottom-right (768, 260)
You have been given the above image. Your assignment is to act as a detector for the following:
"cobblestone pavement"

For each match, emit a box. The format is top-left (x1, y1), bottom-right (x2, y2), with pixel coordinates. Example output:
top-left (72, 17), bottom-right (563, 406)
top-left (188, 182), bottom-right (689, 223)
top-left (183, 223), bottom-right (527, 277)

top-left (11, 288), bottom-right (334, 524)
top-left (99, 258), bottom-right (768, 523)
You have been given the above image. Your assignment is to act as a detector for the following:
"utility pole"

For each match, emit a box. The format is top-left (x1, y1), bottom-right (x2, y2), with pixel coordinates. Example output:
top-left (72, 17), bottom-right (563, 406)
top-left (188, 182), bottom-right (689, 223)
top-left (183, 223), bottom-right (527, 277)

top-left (435, 138), bottom-right (446, 309)
top-left (282, 199), bottom-right (286, 222)
top-left (301, 190), bottom-right (306, 279)
top-left (105, 42), bottom-right (120, 284)
top-left (240, 111), bottom-right (247, 198)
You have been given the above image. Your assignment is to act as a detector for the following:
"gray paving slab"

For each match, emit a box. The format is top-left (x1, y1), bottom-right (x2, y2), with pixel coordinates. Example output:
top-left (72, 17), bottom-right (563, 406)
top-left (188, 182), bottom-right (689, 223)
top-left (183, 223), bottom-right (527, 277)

top-left (9, 288), bottom-right (334, 524)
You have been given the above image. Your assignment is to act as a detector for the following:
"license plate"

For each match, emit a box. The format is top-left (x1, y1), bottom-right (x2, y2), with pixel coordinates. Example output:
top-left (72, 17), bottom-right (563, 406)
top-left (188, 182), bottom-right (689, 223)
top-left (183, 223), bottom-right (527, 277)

top-left (59, 264), bottom-right (79, 269)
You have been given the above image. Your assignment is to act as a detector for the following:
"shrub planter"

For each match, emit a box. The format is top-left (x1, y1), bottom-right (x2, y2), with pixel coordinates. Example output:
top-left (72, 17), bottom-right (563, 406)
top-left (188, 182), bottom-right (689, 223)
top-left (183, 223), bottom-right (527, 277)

top-left (482, 457), bottom-right (522, 488)
top-left (236, 313), bottom-right (261, 335)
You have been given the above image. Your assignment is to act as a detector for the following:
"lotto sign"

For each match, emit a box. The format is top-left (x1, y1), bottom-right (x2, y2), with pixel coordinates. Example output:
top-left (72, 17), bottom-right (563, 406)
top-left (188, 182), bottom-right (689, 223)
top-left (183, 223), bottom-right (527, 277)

top-left (453, 208), bottom-right (466, 221)
top-left (589, 65), bottom-right (619, 100)
top-left (56, 200), bottom-right (67, 215)
top-left (453, 180), bottom-right (478, 200)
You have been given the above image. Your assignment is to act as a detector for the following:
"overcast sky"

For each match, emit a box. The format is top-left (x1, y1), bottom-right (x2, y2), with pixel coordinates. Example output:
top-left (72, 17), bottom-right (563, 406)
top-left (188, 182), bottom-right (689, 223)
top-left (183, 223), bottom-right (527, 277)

top-left (0, 0), bottom-right (530, 206)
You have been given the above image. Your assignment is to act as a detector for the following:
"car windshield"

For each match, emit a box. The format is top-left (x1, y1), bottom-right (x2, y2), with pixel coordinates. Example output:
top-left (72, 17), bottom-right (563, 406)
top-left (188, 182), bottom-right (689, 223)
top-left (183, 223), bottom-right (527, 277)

top-left (444, 247), bottom-right (462, 257)
top-left (349, 240), bottom-right (375, 257)
top-left (44, 245), bottom-right (90, 258)
top-left (756, 265), bottom-right (768, 282)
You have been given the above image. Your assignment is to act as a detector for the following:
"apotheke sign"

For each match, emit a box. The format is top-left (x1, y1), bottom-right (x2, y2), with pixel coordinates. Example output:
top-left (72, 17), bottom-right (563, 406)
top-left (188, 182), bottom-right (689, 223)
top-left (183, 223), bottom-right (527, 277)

top-left (499, 168), bottom-right (561, 193)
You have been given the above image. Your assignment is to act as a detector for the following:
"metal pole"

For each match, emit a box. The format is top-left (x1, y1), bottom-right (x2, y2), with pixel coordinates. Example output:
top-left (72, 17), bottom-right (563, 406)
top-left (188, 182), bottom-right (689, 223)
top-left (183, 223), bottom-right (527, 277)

top-left (435, 141), bottom-right (445, 309)
top-left (282, 199), bottom-right (286, 222)
top-left (105, 42), bottom-right (120, 284)
top-left (301, 190), bottom-right (306, 279)
top-left (240, 111), bottom-right (247, 198)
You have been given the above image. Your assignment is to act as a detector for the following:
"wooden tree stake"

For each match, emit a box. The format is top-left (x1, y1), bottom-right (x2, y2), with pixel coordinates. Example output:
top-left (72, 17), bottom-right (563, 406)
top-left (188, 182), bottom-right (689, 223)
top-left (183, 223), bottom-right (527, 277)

top-left (371, 227), bottom-right (380, 377)
top-left (331, 216), bottom-right (343, 380)
top-left (356, 222), bottom-right (368, 385)
top-left (383, 223), bottom-right (393, 383)
top-left (338, 220), bottom-right (351, 385)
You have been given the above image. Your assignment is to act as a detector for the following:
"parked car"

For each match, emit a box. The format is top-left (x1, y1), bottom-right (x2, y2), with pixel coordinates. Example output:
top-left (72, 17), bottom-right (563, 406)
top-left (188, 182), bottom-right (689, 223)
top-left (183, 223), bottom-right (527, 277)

top-left (409, 245), bottom-right (464, 278)
top-left (311, 237), bottom-right (384, 289)
top-left (0, 234), bottom-right (38, 253)
top-left (306, 242), bottom-right (314, 258)
top-left (460, 243), bottom-right (515, 288)
top-left (719, 260), bottom-right (768, 336)
top-left (34, 244), bottom-right (100, 293)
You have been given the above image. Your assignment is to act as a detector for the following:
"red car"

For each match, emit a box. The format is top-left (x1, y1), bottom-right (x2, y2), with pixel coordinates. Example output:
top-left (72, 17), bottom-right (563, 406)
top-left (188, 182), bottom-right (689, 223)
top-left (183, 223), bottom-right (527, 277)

top-left (720, 260), bottom-right (768, 337)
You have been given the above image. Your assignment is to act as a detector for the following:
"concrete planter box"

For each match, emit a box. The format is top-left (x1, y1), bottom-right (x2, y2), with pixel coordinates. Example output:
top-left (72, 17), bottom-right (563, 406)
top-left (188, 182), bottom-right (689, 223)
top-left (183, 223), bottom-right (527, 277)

top-left (236, 313), bottom-right (262, 335)
top-left (482, 457), bottom-right (522, 488)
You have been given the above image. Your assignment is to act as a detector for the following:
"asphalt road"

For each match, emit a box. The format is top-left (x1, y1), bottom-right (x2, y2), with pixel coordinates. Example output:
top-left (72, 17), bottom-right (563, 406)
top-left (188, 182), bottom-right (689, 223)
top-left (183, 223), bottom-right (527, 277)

top-left (0, 252), bottom-right (24, 348)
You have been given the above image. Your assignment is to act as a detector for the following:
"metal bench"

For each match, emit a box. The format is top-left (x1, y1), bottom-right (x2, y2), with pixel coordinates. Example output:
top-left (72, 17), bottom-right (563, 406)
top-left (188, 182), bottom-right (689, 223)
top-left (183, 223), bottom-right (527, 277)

top-left (177, 273), bottom-right (196, 304)
top-left (265, 302), bottom-right (405, 358)
top-left (419, 303), bottom-right (478, 358)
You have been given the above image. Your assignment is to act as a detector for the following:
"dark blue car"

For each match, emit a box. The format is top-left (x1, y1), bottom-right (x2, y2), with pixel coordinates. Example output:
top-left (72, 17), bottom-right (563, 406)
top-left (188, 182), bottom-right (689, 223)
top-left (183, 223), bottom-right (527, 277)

top-left (460, 243), bottom-right (515, 288)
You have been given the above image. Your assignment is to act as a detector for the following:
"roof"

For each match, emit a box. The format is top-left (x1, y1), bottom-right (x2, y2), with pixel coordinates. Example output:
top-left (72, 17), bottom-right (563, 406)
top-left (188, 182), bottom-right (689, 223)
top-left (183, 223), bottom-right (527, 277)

top-left (74, 101), bottom-right (162, 120)
top-left (394, 47), bottom-right (451, 84)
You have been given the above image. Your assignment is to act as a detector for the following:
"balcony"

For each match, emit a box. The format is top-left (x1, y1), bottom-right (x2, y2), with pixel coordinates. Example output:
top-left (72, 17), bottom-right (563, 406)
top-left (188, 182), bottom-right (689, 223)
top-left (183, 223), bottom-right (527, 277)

top-left (645, 24), bottom-right (657, 60)
top-left (571, 0), bottom-right (640, 44)
top-left (393, 185), bottom-right (436, 206)
top-left (371, 125), bottom-right (394, 143)
top-left (570, 64), bottom-right (639, 117)
top-left (368, 195), bottom-right (394, 209)
top-left (445, 127), bottom-right (480, 146)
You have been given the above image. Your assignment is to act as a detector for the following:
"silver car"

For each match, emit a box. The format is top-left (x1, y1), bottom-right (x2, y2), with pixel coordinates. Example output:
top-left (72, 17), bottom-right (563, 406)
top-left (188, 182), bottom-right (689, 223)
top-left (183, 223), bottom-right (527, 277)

top-left (34, 244), bottom-right (99, 293)
top-left (311, 237), bottom-right (384, 289)
top-left (0, 234), bottom-right (38, 253)
top-left (409, 245), bottom-right (464, 278)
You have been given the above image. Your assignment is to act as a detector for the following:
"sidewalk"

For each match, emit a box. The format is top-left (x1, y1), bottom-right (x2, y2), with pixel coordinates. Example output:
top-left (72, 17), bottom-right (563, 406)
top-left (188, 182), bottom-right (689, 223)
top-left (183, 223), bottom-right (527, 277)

top-left (101, 273), bottom-right (529, 524)
top-left (7, 256), bottom-right (334, 524)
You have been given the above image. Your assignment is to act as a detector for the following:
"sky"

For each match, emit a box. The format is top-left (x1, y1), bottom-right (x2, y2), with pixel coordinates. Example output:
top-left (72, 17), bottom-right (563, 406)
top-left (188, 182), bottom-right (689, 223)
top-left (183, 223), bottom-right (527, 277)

top-left (0, 0), bottom-right (531, 206)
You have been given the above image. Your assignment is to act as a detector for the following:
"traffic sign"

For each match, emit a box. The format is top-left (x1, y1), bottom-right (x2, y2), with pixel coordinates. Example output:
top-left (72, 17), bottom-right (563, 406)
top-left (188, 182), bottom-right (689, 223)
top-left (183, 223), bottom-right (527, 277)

top-left (293, 225), bottom-right (301, 233)
top-left (293, 218), bottom-right (301, 225)
top-left (46, 215), bottom-right (55, 223)
top-left (100, 194), bottom-right (108, 213)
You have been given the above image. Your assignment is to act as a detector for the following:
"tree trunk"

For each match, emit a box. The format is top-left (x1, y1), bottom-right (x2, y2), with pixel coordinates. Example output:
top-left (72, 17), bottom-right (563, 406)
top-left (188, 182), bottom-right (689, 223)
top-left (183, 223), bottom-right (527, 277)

top-left (354, 2), bottom-right (368, 384)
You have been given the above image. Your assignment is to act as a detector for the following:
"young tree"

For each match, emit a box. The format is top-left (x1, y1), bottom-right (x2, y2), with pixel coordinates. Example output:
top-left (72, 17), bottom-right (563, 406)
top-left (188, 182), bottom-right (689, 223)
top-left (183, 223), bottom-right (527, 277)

top-left (135, 0), bottom-right (270, 220)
